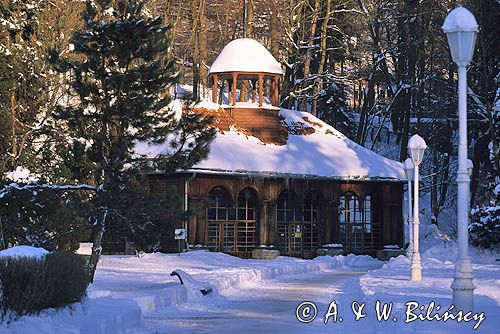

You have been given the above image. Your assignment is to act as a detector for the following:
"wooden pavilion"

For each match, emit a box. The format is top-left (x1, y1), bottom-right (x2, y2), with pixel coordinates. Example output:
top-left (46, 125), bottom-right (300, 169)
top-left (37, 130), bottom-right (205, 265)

top-left (134, 38), bottom-right (406, 259)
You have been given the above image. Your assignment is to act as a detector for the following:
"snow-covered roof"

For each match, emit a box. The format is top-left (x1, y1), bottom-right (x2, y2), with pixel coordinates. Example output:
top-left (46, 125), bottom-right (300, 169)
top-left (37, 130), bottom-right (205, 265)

top-left (209, 38), bottom-right (283, 75)
top-left (135, 104), bottom-right (405, 182)
top-left (442, 7), bottom-right (478, 33)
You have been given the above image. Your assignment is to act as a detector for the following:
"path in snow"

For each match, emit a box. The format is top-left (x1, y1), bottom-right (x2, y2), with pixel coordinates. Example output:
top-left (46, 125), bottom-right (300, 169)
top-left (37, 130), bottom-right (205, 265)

top-left (143, 263), bottom-right (496, 334)
top-left (143, 268), bottom-right (381, 334)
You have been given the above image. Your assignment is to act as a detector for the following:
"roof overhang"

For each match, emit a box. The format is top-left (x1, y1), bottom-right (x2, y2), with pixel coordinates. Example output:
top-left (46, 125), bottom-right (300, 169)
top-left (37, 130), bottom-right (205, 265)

top-left (148, 168), bottom-right (406, 183)
top-left (210, 71), bottom-right (282, 80)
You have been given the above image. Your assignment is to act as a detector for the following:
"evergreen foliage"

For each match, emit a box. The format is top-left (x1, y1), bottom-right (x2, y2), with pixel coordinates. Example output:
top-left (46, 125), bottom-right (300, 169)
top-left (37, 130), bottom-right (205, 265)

top-left (49, 0), bottom-right (215, 280)
top-left (0, 188), bottom-right (90, 251)
top-left (316, 82), bottom-right (351, 137)
top-left (0, 0), bottom-right (49, 172)
top-left (470, 183), bottom-right (500, 249)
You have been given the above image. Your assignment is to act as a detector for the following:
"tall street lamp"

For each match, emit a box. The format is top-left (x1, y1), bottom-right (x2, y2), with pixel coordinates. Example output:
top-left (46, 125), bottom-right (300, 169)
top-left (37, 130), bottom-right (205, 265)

top-left (442, 6), bottom-right (478, 311)
top-left (404, 158), bottom-right (415, 258)
top-left (408, 134), bottom-right (427, 282)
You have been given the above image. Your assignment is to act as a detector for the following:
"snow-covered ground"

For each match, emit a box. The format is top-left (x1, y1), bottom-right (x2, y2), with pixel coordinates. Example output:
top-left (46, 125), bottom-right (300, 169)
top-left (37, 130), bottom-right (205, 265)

top-left (1, 244), bottom-right (498, 334)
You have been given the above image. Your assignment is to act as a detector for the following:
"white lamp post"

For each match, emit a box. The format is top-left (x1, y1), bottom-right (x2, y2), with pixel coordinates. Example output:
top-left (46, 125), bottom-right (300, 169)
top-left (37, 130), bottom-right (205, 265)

top-left (442, 6), bottom-right (478, 311)
top-left (404, 158), bottom-right (415, 258)
top-left (408, 134), bottom-right (427, 281)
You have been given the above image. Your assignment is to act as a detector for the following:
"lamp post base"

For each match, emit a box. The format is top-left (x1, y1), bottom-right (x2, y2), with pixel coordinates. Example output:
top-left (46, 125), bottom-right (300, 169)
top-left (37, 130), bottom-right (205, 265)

top-left (410, 252), bottom-right (422, 281)
top-left (451, 257), bottom-right (475, 311)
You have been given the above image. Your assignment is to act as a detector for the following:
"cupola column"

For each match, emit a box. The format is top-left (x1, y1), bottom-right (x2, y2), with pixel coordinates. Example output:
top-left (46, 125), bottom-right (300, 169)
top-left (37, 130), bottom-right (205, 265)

top-left (232, 72), bottom-right (238, 106)
top-left (212, 74), bottom-right (218, 103)
top-left (272, 75), bottom-right (279, 107)
top-left (252, 80), bottom-right (257, 103)
top-left (258, 73), bottom-right (264, 107)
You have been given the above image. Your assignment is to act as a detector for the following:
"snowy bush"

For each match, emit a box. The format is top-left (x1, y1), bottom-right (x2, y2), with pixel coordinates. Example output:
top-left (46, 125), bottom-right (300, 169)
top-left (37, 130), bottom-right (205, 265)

top-left (0, 252), bottom-right (88, 320)
top-left (469, 183), bottom-right (500, 250)
top-left (0, 188), bottom-right (90, 251)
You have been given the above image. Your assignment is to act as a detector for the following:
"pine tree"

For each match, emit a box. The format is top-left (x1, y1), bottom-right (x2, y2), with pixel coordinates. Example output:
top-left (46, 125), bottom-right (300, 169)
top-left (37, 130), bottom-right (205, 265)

top-left (0, 53), bottom-right (12, 176)
top-left (50, 0), bottom-right (215, 282)
top-left (0, 0), bottom-right (48, 171)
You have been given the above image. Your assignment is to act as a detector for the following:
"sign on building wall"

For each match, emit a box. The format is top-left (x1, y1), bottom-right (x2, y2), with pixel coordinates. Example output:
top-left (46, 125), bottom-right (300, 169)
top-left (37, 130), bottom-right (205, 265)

top-left (175, 229), bottom-right (186, 240)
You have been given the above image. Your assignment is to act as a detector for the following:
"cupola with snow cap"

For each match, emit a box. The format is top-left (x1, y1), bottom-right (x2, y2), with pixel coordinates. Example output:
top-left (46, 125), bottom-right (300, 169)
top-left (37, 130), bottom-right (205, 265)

top-left (209, 38), bottom-right (282, 108)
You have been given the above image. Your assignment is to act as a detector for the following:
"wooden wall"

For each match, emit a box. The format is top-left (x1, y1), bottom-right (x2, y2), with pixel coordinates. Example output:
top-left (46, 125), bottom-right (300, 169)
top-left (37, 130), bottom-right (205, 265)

top-left (148, 173), bottom-right (404, 256)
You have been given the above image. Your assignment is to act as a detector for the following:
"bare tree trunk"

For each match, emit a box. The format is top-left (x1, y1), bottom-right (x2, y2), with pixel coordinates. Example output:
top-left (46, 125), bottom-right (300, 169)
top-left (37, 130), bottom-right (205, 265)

top-left (355, 0), bottom-right (392, 145)
top-left (10, 94), bottom-right (16, 168)
top-left (356, 75), bottom-right (375, 145)
top-left (438, 150), bottom-right (450, 218)
top-left (301, 0), bottom-right (320, 111)
top-left (246, 0), bottom-right (254, 38)
top-left (190, 0), bottom-right (201, 101)
top-left (4, 29), bottom-right (16, 169)
top-left (269, 0), bottom-right (279, 58)
top-left (397, 0), bottom-right (418, 162)
top-left (312, 0), bottom-right (330, 117)
top-left (88, 207), bottom-right (108, 283)
top-left (432, 144), bottom-right (439, 225)
top-left (199, 0), bottom-right (208, 99)
top-left (284, 0), bottom-right (305, 109)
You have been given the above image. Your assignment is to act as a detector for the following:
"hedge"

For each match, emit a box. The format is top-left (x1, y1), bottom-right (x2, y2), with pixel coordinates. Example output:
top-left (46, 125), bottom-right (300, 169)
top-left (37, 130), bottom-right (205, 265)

top-left (0, 252), bottom-right (88, 320)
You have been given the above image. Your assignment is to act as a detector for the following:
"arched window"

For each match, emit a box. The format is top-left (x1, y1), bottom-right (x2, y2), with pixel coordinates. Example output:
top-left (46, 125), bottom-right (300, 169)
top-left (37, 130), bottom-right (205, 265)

top-left (206, 186), bottom-right (258, 256)
top-left (207, 186), bottom-right (235, 221)
top-left (277, 190), bottom-right (302, 222)
top-left (237, 188), bottom-right (258, 221)
top-left (362, 195), bottom-right (379, 250)
top-left (236, 188), bottom-right (258, 253)
top-left (303, 191), bottom-right (322, 253)
top-left (304, 191), bottom-right (321, 222)
top-left (276, 190), bottom-right (323, 256)
top-left (339, 193), bottom-right (376, 252)
top-left (364, 195), bottom-right (372, 233)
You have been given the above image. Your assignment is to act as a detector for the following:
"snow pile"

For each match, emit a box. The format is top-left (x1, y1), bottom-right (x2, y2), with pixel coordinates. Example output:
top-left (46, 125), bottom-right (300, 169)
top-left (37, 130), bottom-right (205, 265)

top-left (91, 251), bottom-right (381, 306)
top-left (76, 243), bottom-right (93, 256)
top-left (317, 253), bottom-right (380, 268)
top-left (321, 243), bottom-right (343, 248)
top-left (78, 251), bottom-right (382, 319)
top-left (0, 246), bottom-right (49, 259)
top-left (2, 297), bottom-right (144, 334)
top-left (361, 240), bottom-right (499, 333)
top-left (4, 167), bottom-right (39, 184)
top-left (193, 100), bottom-right (221, 110)
top-left (209, 38), bottom-right (283, 74)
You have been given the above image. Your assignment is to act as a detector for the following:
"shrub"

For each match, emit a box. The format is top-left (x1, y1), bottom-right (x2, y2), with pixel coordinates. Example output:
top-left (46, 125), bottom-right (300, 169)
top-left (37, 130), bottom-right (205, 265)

top-left (470, 183), bottom-right (500, 250)
top-left (0, 252), bottom-right (88, 319)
